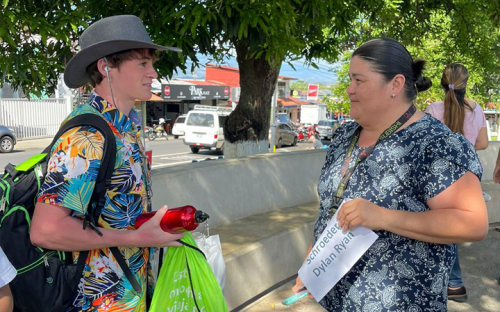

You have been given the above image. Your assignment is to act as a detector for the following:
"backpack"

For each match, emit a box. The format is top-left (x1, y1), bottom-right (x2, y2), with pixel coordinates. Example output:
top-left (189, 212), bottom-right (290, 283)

top-left (0, 114), bottom-right (141, 312)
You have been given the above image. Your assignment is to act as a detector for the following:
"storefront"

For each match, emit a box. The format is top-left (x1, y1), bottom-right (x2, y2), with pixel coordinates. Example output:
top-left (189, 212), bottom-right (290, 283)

top-left (161, 84), bottom-right (230, 112)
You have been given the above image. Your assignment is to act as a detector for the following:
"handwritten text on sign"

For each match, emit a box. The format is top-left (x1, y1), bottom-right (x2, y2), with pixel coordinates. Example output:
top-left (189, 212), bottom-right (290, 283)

top-left (298, 199), bottom-right (378, 301)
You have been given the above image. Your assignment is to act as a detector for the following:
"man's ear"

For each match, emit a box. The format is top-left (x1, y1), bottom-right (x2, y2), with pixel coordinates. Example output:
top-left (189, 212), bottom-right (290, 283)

top-left (97, 58), bottom-right (108, 77)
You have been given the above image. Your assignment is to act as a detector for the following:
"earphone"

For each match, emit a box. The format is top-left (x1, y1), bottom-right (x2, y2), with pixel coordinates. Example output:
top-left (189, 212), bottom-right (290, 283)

top-left (103, 56), bottom-right (117, 108)
top-left (103, 56), bottom-right (110, 76)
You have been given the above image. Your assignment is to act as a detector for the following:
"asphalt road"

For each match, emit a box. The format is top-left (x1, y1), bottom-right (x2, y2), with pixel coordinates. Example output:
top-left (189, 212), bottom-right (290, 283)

top-left (0, 136), bottom-right (322, 170)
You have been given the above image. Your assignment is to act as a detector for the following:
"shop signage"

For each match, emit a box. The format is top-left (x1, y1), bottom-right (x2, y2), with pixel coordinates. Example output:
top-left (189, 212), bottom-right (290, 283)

top-left (161, 84), bottom-right (230, 100)
top-left (307, 84), bottom-right (319, 101)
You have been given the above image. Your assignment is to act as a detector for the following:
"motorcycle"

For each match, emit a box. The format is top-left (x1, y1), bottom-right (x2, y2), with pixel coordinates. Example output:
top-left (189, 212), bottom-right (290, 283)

top-left (146, 118), bottom-right (168, 141)
top-left (297, 125), bottom-right (315, 142)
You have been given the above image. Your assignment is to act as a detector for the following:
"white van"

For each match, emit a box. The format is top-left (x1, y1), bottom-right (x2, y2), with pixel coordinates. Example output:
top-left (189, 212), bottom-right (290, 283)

top-left (171, 114), bottom-right (187, 139)
top-left (183, 105), bottom-right (233, 154)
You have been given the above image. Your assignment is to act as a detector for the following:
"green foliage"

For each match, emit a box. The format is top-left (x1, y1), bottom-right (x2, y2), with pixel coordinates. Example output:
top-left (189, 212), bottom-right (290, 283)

top-left (0, 0), bottom-right (89, 98)
top-left (333, 1), bottom-right (500, 108)
top-left (3, 0), bottom-right (500, 113)
top-left (330, 2), bottom-right (500, 112)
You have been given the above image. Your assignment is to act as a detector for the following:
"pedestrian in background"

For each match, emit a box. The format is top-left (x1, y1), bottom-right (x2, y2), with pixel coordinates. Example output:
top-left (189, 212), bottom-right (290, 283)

top-left (307, 133), bottom-right (323, 150)
top-left (426, 63), bottom-right (488, 302)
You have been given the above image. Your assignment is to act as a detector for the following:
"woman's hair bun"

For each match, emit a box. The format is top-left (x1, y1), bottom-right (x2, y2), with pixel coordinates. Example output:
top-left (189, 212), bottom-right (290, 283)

top-left (416, 76), bottom-right (432, 92)
top-left (412, 59), bottom-right (432, 92)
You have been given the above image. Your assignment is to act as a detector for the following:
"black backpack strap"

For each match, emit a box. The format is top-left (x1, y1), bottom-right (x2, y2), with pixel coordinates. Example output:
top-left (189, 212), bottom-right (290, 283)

top-left (47, 114), bottom-right (116, 235)
top-left (110, 247), bottom-right (142, 293)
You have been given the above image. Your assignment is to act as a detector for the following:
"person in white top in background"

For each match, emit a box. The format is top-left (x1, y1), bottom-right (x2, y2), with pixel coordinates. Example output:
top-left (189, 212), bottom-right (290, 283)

top-left (425, 63), bottom-right (488, 302)
top-left (0, 247), bottom-right (16, 312)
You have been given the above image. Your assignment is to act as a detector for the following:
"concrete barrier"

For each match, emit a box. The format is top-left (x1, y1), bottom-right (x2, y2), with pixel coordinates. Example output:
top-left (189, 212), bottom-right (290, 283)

top-left (151, 149), bottom-right (327, 227)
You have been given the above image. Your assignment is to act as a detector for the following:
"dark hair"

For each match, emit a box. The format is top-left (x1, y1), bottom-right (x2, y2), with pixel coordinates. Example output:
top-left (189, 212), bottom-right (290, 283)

top-left (352, 37), bottom-right (432, 101)
top-left (85, 48), bottom-right (158, 87)
top-left (440, 64), bottom-right (472, 135)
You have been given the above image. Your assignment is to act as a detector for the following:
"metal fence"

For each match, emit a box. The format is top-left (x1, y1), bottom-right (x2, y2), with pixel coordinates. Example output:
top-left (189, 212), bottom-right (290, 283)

top-left (0, 97), bottom-right (72, 140)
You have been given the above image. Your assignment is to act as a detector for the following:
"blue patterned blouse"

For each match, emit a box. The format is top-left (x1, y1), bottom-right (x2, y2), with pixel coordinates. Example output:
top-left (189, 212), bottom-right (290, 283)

top-left (315, 114), bottom-right (482, 311)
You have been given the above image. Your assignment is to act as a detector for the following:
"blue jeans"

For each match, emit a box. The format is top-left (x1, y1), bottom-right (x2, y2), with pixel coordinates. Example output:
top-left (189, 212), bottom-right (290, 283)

top-left (449, 244), bottom-right (464, 287)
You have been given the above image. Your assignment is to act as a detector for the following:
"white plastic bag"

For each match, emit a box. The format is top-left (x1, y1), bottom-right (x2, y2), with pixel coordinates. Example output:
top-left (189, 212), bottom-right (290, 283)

top-left (192, 232), bottom-right (226, 291)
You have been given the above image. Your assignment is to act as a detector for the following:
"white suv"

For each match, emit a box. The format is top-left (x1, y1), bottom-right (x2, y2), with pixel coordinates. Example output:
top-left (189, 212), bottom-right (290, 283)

top-left (172, 114), bottom-right (187, 139)
top-left (183, 105), bottom-right (233, 154)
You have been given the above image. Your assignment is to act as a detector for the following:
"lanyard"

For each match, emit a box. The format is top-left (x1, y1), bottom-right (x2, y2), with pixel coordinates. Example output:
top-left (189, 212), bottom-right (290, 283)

top-left (331, 104), bottom-right (417, 210)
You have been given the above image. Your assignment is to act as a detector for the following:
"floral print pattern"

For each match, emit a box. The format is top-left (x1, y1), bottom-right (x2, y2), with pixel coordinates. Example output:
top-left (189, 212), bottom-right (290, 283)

top-left (315, 114), bottom-right (482, 311)
top-left (37, 93), bottom-right (153, 311)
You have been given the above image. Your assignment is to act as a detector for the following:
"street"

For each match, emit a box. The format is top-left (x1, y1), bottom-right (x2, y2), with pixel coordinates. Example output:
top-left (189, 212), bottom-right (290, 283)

top-left (0, 136), bottom-right (325, 171)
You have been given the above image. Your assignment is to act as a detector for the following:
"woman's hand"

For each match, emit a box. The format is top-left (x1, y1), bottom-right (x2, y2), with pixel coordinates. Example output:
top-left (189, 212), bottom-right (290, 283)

top-left (292, 276), bottom-right (306, 293)
top-left (134, 206), bottom-right (184, 247)
top-left (336, 198), bottom-right (386, 232)
top-left (292, 276), bottom-right (314, 298)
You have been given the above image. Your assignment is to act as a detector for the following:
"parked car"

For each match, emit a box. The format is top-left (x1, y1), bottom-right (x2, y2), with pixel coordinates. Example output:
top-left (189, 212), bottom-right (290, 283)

top-left (172, 114), bottom-right (187, 139)
top-left (276, 113), bottom-right (296, 129)
top-left (0, 126), bottom-right (16, 153)
top-left (317, 119), bottom-right (339, 140)
top-left (269, 122), bottom-right (298, 148)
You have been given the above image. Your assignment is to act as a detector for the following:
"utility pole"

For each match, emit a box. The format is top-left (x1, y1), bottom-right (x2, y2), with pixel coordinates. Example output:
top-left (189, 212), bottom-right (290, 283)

top-left (269, 84), bottom-right (278, 152)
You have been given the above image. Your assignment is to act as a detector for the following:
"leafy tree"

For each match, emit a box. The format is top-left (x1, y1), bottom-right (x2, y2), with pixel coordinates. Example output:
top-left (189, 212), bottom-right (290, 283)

top-left (4, 0), bottom-right (403, 156)
top-left (332, 1), bottom-right (500, 110)
top-left (3, 0), bottom-right (500, 156)
top-left (0, 0), bottom-right (88, 98)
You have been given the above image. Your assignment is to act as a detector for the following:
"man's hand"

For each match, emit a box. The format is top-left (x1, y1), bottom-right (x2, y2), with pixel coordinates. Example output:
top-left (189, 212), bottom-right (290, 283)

top-left (134, 206), bottom-right (184, 247)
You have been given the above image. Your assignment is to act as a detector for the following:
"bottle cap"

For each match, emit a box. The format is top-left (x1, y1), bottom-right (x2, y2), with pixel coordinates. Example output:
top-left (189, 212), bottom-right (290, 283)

top-left (194, 210), bottom-right (210, 223)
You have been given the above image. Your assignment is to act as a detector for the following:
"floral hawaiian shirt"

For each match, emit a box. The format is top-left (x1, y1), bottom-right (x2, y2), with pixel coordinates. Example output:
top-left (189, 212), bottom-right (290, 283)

top-left (37, 92), bottom-right (154, 311)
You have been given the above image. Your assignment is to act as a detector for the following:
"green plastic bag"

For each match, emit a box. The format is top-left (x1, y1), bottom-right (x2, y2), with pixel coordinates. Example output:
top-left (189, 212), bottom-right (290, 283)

top-left (150, 233), bottom-right (229, 312)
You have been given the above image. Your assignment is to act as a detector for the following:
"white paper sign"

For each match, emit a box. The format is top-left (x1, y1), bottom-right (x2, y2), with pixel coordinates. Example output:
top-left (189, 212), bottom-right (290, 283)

top-left (298, 199), bottom-right (379, 301)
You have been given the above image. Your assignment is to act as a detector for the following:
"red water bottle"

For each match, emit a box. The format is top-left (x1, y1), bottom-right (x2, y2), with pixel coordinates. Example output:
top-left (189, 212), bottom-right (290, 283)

top-left (134, 205), bottom-right (210, 234)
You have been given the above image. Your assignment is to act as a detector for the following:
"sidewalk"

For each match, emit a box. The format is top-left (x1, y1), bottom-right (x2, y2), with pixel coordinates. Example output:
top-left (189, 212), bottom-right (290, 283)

top-left (16, 137), bottom-right (54, 150)
top-left (241, 227), bottom-right (500, 312)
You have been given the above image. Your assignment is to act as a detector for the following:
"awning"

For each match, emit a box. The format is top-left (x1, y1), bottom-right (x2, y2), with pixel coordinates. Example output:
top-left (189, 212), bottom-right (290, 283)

top-left (148, 93), bottom-right (164, 101)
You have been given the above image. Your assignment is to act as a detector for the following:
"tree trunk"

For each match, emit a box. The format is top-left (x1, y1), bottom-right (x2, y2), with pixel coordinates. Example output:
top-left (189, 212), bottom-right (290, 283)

top-left (223, 41), bottom-right (282, 158)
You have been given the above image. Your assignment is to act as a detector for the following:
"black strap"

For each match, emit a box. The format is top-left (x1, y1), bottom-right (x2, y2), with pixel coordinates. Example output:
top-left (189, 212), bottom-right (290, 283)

top-left (331, 105), bottom-right (417, 212)
top-left (110, 247), bottom-right (142, 293)
top-left (158, 247), bottom-right (165, 274)
top-left (48, 114), bottom-right (116, 236)
top-left (157, 240), bottom-right (206, 275)
top-left (177, 239), bottom-right (206, 259)
top-left (185, 255), bottom-right (202, 312)
top-left (77, 250), bottom-right (89, 266)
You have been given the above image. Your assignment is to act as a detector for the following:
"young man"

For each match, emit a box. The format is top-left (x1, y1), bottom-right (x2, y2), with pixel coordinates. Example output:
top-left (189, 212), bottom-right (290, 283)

top-left (0, 247), bottom-right (16, 312)
top-left (30, 15), bottom-right (183, 311)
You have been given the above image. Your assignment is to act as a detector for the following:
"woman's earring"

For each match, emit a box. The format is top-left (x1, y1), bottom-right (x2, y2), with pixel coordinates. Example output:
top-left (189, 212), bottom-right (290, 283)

top-left (391, 94), bottom-right (396, 98)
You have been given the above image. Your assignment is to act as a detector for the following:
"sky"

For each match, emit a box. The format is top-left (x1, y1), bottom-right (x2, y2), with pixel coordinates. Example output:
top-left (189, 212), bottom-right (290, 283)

top-left (173, 54), bottom-right (339, 86)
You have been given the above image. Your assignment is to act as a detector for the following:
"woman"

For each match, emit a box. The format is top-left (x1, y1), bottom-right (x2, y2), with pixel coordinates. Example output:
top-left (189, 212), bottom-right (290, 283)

top-left (425, 64), bottom-right (488, 302)
top-left (293, 38), bottom-right (488, 311)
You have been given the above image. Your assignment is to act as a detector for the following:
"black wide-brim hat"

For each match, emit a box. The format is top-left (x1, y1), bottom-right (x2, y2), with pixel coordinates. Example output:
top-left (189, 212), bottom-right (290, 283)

top-left (64, 15), bottom-right (181, 88)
